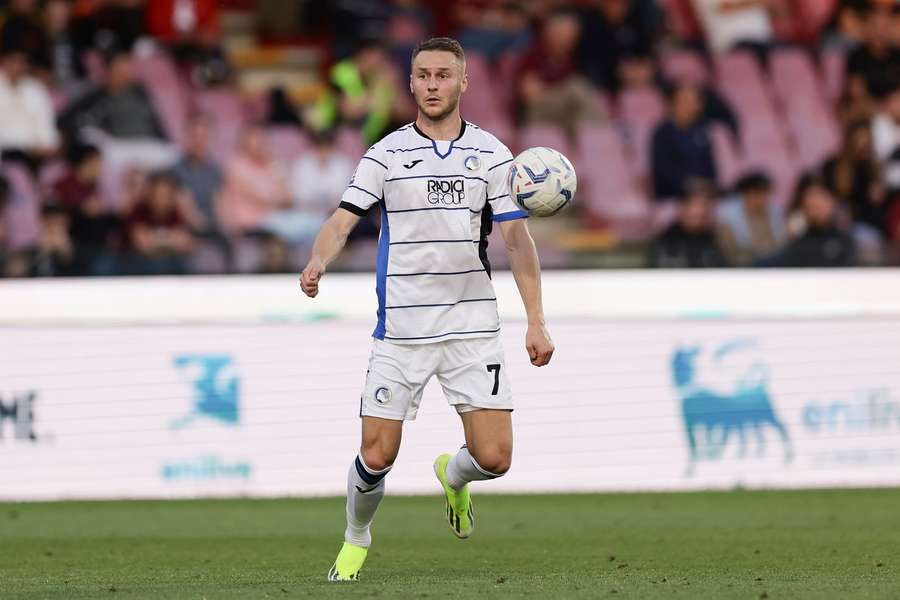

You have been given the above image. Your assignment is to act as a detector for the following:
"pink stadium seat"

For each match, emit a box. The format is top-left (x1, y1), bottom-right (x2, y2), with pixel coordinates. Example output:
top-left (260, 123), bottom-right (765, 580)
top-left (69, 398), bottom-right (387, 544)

top-left (821, 49), bottom-right (846, 105)
top-left (709, 124), bottom-right (743, 190)
top-left (576, 125), bottom-right (651, 240)
top-left (770, 48), bottom-right (839, 169)
top-left (617, 87), bottom-right (666, 177)
top-left (335, 127), bottom-right (366, 161)
top-left (661, 49), bottom-right (710, 86)
top-left (2, 163), bottom-right (41, 250)
top-left (193, 90), bottom-right (245, 164)
top-left (517, 124), bottom-right (572, 162)
top-left (795, 0), bottom-right (839, 35)
top-left (265, 126), bottom-right (311, 165)
top-left (133, 52), bottom-right (190, 146)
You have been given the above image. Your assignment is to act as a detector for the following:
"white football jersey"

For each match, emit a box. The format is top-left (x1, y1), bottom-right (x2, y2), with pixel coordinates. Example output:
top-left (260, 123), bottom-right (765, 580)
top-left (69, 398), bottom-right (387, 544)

top-left (339, 121), bottom-right (527, 344)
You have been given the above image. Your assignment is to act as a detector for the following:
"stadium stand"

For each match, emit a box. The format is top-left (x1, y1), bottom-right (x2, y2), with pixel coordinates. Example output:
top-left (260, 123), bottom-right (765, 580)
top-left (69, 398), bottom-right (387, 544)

top-left (0, 0), bottom-right (899, 277)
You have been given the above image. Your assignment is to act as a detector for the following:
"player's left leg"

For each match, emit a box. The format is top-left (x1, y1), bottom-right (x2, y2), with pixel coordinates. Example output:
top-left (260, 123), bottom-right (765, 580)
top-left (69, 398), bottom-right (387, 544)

top-left (433, 336), bottom-right (513, 538)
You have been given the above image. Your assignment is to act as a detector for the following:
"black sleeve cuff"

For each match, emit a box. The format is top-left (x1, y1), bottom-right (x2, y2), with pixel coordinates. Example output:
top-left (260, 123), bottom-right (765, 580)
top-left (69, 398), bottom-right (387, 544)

top-left (339, 201), bottom-right (368, 216)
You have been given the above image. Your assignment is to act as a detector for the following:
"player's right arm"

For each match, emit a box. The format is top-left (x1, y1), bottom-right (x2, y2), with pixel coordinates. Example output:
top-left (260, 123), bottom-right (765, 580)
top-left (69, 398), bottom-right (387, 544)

top-left (300, 146), bottom-right (388, 298)
top-left (300, 208), bottom-right (360, 298)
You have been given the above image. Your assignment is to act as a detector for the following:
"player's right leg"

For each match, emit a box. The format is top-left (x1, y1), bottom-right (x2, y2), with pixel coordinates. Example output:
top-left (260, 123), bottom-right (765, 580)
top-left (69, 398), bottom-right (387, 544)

top-left (328, 339), bottom-right (429, 581)
top-left (328, 416), bottom-right (402, 581)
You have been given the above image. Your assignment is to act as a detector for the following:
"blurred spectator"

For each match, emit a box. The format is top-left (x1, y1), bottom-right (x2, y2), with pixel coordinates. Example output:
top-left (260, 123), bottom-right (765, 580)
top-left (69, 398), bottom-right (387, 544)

top-left (690, 0), bottom-right (775, 54)
top-left (39, 0), bottom-right (87, 98)
top-left (386, 0), bottom-right (432, 77)
top-left (145, 0), bottom-right (230, 87)
top-left (55, 144), bottom-right (122, 275)
top-left (455, 1), bottom-right (532, 64)
top-left (0, 0), bottom-right (46, 66)
top-left (257, 231), bottom-right (292, 274)
top-left (328, 0), bottom-right (390, 61)
top-left (651, 82), bottom-right (717, 199)
top-left (822, 0), bottom-right (868, 50)
top-left (844, 4), bottom-right (900, 116)
top-left (518, 10), bottom-right (602, 138)
top-left (59, 49), bottom-right (168, 143)
top-left (0, 175), bottom-right (14, 276)
top-left (715, 171), bottom-right (786, 266)
top-left (871, 81), bottom-right (900, 189)
top-left (263, 129), bottom-right (353, 244)
top-left (0, 38), bottom-right (61, 168)
top-left (21, 204), bottom-right (76, 276)
top-left (576, 0), bottom-right (656, 93)
top-left (314, 40), bottom-right (399, 146)
top-left (217, 126), bottom-right (291, 236)
top-left (760, 174), bottom-right (856, 267)
top-left (822, 119), bottom-right (886, 230)
top-left (649, 178), bottom-right (725, 268)
top-left (170, 114), bottom-right (232, 270)
top-left (72, 0), bottom-right (145, 56)
top-left (125, 171), bottom-right (194, 275)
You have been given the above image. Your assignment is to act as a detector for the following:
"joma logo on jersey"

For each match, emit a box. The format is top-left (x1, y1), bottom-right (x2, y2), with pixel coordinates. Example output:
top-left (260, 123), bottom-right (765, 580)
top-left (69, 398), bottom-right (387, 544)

top-left (426, 179), bottom-right (466, 205)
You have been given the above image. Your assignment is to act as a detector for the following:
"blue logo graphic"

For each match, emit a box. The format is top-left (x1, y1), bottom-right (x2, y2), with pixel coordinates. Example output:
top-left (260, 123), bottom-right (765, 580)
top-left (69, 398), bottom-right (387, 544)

top-left (171, 354), bottom-right (239, 430)
top-left (161, 455), bottom-right (252, 481)
top-left (522, 164), bottom-right (550, 184)
top-left (671, 339), bottom-right (792, 474)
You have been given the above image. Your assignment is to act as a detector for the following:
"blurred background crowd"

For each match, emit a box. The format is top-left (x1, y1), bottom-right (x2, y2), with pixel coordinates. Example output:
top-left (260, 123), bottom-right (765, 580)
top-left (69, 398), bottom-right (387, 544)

top-left (0, 0), bottom-right (899, 277)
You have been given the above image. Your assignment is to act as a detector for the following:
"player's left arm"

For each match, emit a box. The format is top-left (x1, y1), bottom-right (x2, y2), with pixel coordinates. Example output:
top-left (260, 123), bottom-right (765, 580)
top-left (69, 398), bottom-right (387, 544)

top-left (499, 218), bottom-right (554, 367)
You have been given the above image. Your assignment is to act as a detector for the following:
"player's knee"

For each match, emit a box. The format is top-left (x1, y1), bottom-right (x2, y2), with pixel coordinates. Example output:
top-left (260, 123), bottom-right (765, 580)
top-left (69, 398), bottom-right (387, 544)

top-left (472, 448), bottom-right (512, 476)
top-left (359, 445), bottom-right (395, 472)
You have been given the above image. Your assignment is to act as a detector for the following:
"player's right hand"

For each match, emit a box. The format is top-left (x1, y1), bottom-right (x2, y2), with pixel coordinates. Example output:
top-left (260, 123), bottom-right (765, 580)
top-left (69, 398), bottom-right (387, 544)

top-left (300, 259), bottom-right (325, 298)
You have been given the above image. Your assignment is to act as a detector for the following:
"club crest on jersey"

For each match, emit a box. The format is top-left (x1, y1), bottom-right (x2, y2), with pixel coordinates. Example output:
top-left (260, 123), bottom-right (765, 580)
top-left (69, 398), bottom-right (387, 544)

top-left (464, 155), bottom-right (481, 171)
top-left (374, 387), bottom-right (391, 405)
top-left (426, 179), bottom-right (466, 205)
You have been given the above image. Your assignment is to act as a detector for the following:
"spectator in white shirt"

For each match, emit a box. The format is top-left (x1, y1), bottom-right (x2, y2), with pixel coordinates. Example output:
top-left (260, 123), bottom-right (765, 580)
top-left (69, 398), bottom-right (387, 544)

top-left (0, 42), bottom-right (60, 169)
top-left (263, 129), bottom-right (354, 244)
top-left (691, 0), bottom-right (775, 53)
top-left (872, 82), bottom-right (900, 189)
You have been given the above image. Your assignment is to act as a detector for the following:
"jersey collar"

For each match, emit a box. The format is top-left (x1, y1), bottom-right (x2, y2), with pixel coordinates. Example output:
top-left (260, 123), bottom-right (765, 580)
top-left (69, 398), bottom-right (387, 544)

top-left (413, 120), bottom-right (466, 160)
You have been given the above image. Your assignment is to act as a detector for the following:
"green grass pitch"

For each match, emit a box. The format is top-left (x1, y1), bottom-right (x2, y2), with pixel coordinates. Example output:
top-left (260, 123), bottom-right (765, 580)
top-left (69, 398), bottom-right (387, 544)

top-left (2, 489), bottom-right (897, 599)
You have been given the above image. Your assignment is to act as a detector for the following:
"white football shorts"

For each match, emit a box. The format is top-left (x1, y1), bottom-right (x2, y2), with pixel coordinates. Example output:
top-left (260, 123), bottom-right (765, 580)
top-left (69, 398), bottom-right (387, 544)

top-left (359, 335), bottom-right (513, 421)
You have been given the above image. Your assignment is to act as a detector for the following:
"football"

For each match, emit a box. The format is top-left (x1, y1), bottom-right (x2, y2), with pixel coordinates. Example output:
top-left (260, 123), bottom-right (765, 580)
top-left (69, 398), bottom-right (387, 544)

top-left (507, 146), bottom-right (577, 217)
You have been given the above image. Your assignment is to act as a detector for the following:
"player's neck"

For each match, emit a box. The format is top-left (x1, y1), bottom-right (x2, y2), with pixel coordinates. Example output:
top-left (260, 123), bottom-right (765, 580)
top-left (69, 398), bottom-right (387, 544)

top-left (414, 113), bottom-right (463, 142)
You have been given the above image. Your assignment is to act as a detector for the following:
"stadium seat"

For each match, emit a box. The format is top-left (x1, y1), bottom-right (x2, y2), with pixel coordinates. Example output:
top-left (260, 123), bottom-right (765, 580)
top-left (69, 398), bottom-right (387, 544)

top-left (709, 124), bottom-right (743, 191)
top-left (133, 52), bottom-right (190, 146)
top-left (192, 90), bottom-right (246, 164)
top-left (821, 49), bottom-right (846, 105)
top-left (188, 239), bottom-right (229, 275)
top-left (770, 48), bottom-right (840, 169)
top-left (576, 125), bottom-right (651, 240)
top-left (265, 126), bottom-right (311, 165)
top-left (660, 48), bottom-right (710, 86)
top-left (335, 127), bottom-right (366, 161)
top-left (517, 124), bottom-right (572, 163)
top-left (2, 163), bottom-right (41, 250)
top-left (617, 87), bottom-right (666, 178)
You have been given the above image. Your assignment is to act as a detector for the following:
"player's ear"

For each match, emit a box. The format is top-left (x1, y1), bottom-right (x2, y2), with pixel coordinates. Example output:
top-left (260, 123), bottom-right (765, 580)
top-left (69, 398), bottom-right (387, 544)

top-left (460, 69), bottom-right (468, 94)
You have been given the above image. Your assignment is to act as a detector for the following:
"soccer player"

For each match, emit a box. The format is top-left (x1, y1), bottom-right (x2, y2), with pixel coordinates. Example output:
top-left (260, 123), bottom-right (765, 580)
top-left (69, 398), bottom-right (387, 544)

top-left (299, 37), bottom-right (555, 581)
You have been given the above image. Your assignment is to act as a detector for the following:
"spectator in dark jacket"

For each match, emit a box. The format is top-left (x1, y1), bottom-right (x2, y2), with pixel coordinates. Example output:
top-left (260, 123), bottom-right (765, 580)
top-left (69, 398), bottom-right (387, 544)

top-left (759, 174), bottom-right (856, 267)
top-left (649, 178), bottom-right (725, 268)
top-left (651, 82), bottom-right (717, 199)
top-left (822, 119), bottom-right (886, 230)
top-left (58, 48), bottom-right (168, 144)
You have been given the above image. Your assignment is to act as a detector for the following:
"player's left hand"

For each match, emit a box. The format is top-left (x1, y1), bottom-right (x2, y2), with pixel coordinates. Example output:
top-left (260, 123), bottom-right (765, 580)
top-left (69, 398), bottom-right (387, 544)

top-left (525, 323), bottom-right (554, 367)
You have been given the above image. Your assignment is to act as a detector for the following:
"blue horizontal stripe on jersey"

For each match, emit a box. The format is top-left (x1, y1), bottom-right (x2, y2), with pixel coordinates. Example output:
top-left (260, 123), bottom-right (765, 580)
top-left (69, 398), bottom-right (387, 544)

top-left (384, 146), bottom-right (495, 154)
top-left (385, 206), bottom-right (472, 214)
top-left (384, 146), bottom-right (432, 153)
top-left (487, 158), bottom-right (513, 171)
top-left (361, 156), bottom-right (388, 169)
top-left (384, 327), bottom-right (501, 341)
top-left (388, 239), bottom-right (476, 245)
top-left (385, 297), bottom-right (496, 310)
top-left (385, 174), bottom-right (487, 183)
top-left (493, 210), bottom-right (529, 222)
top-left (347, 185), bottom-right (381, 202)
top-left (486, 193), bottom-right (510, 202)
top-left (386, 268), bottom-right (487, 277)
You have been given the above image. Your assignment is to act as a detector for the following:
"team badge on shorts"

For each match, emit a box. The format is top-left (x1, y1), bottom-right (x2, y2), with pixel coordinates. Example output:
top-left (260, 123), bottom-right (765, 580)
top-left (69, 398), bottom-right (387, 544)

top-left (374, 387), bottom-right (392, 405)
top-left (464, 155), bottom-right (481, 171)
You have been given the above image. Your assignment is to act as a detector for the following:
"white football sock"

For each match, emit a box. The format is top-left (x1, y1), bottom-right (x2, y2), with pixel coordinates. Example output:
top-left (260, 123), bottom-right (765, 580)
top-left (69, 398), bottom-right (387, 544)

top-left (344, 454), bottom-right (391, 547)
top-left (445, 446), bottom-right (504, 491)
